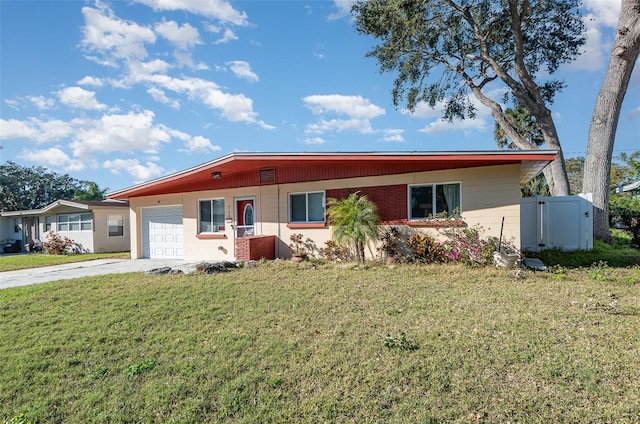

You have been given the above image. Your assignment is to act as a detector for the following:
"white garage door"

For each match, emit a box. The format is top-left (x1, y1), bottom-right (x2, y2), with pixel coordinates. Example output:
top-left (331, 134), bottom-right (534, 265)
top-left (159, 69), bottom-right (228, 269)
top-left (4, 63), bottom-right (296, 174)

top-left (142, 206), bottom-right (184, 259)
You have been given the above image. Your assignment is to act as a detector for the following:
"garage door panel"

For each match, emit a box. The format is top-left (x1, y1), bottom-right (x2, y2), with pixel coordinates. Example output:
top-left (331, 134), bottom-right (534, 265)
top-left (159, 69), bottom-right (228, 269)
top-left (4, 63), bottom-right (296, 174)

top-left (142, 206), bottom-right (183, 259)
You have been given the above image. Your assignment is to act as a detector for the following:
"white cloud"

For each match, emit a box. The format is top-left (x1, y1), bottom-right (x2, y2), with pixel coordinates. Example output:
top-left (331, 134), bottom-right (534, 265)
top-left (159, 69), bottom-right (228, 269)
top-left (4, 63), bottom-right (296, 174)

top-left (4, 99), bottom-right (21, 110)
top-left (568, 14), bottom-right (607, 71)
top-left (214, 28), bottom-right (239, 44)
top-left (303, 137), bottom-right (327, 145)
top-left (227, 61), bottom-right (259, 82)
top-left (403, 101), bottom-right (446, 119)
top-left (567, 0), bottom-right (622, 71)
top-left (173, 50), bottom-right (195, 68)
top-left (583, 0), bottom-right (621, 28)
top-left (419, 117), bottom-right (488, 135)
top-left (407, 90), bottom-right (497, 136)
top-left (103, 158), bottom-right (166, 183)
top-left (303, 94), bottom-right (384, 134)
top-left (380, 129), bottom-right (405, 142)
top-left (147, 87), bottom-right (180, 109)
top-left (126, 59), bottom-right (172, 83)
top-left (37, 119), bottom-right (78, 142)
top-left (58, 87), bottom-right (107, 110)
top-left (155, 20), bottom-right (201, 50)
top-left (27, 96), bottom-right (55, 110)
top-left (139, 74), bottom-right (273, 128)
top-left (179, 135), bottom-right (222, 153)
top-left (0, 118), bottom-right (73, 142)
top-left (18, 147), bottom-right (86, 172)
top-left (306, 118), bottom-right (373, 134)
top-left (84, 54), bottom-right (119, 68)
top-left (81, 4), bottom-right (156, 62)
top-left (304, 94), bottom-right (385, 119)
top-left (77, 76), bottom-right (105, 87)
top-left (0, 119), bottom-right (39, 140)
top-left (69, 110), bottom-right (172, 158)
top-left (328, 0), bottom-right (357, 20)
top-left (134, 0), bottom-right (249, 26)
top-left (629, 106), bottom-right (640, 119)
top-left (194, 62), bottom-right (209, 71)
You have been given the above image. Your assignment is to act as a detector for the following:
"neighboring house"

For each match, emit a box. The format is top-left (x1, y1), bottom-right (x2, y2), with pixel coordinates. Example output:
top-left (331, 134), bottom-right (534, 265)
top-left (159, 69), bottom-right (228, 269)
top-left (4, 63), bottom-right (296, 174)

top-left (107, 151), bottom-right (556, 262)
top-left (0, 200), bottom-right (130, 254)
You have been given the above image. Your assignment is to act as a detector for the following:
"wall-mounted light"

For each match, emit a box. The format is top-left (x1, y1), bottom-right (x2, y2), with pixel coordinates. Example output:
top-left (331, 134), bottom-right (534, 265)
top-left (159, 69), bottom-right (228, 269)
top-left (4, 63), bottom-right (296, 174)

top-left (211, 171), bottom-right (222, 179)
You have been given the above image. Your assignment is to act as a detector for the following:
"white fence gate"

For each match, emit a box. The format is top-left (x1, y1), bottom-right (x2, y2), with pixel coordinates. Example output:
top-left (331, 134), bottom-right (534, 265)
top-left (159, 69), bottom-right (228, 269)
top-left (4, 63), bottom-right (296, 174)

top-left (520, 195), bottom-right (593, 252)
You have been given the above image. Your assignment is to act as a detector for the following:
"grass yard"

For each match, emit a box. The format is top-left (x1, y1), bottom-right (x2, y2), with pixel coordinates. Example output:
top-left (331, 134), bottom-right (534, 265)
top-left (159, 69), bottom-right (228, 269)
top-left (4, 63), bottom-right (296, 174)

top-left (0, 252), bottom-right (130, 272)
top-left (1, 262), bottom-right (639, 423)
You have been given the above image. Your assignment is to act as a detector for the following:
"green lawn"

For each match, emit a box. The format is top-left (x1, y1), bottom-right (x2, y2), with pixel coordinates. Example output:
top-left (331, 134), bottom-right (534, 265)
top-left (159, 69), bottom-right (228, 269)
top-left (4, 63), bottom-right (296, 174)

top-left (1, 262), bottom-right (639, 423)
top-left (0, 252), bottom-right (130, 272)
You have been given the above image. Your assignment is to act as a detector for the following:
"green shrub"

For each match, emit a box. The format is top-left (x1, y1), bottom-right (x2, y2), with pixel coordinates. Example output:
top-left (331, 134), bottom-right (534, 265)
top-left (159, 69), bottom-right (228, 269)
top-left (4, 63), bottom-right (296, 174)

top-left (609, 194), bottom-right (640, 248)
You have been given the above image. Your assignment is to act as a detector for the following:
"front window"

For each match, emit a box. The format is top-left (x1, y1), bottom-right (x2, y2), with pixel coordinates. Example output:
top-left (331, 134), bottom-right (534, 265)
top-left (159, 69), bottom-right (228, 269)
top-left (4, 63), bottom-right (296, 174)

top-left (57, 213), bottom-right (93, 231)
top-left (289, 191), bottom-right (325, 223)
top-left (409, 183), bottom-right (461, 219)
top-left (45, 216), bottom-right (54, 232)
top-left (199, 199), bottom-right (225, 233)
top-left (107, 214), bottom-right (124, 237)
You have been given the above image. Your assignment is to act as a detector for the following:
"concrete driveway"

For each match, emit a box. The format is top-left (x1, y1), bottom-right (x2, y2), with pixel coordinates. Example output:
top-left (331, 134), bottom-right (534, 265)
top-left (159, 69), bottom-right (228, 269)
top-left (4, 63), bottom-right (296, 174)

top-left (0, 258), bottom-right (195, 290)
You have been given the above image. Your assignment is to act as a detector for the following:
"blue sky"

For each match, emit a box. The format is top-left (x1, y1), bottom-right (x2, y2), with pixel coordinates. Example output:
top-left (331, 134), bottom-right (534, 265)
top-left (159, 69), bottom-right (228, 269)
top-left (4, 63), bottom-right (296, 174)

top-left (1, 0), bottom-right (638, 194)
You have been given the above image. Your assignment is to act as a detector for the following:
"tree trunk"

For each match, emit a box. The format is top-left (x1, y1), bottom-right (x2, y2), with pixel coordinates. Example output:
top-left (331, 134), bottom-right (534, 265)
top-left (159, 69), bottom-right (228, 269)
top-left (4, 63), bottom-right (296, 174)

top-left (535, 111), bottom-right (571, 196)
top-left (356, 241), bottom-right (365, 263)
top-left (583, 0), bottom-right (640, 242)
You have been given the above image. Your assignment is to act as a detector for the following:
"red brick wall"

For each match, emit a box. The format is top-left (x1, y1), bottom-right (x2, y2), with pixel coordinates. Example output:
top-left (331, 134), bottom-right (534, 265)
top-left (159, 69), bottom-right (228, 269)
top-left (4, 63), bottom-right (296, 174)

top-left (236, 235), bottom-right (276, 261)
top-left (326, 184), bottom-right (407, 223)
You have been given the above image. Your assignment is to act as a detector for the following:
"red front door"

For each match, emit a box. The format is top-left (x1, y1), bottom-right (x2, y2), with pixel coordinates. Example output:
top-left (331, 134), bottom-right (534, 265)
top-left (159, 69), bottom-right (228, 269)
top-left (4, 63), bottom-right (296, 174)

top-left (236, 198), bottom-right (255, 238)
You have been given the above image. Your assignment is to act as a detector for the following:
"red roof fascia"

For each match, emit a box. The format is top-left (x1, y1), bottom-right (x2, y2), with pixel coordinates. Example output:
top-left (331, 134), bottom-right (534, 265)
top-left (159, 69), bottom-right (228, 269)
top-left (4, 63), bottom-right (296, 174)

top-left (108, 152), bottom-right (557, 200)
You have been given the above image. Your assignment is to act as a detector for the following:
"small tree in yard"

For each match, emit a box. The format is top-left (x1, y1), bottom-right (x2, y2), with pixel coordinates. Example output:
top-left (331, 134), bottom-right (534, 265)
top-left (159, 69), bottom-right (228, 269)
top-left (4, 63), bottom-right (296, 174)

top-left (327, 192), bottom-right (380, 263)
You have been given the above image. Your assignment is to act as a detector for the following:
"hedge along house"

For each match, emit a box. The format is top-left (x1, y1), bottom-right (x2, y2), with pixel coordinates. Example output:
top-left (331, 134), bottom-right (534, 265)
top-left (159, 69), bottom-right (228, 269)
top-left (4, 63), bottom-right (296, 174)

top-left (107, 151), bottom-right (556, 262)
top-left (0, 200), bottom-right (130, 254)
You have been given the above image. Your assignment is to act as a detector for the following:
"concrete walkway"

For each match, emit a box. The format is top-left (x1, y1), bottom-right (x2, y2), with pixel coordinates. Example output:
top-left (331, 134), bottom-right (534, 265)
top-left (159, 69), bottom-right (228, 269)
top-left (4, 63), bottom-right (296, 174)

top-left (0, 258), bottom-right (196, 290)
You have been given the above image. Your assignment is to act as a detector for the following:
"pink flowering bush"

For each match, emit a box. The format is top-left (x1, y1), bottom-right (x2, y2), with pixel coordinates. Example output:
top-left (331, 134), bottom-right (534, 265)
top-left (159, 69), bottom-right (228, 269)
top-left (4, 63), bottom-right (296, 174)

top-left (440, 225), bottom-right (499, 266)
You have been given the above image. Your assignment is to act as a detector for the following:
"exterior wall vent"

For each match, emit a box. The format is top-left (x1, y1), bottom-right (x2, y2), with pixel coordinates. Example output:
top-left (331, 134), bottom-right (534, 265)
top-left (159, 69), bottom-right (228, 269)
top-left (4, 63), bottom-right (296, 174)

top-left (260, 168), bottom-right (275, 184)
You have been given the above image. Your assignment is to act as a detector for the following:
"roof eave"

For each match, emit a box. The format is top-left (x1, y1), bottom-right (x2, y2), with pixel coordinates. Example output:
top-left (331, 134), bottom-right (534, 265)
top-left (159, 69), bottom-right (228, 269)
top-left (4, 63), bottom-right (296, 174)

top-left (107, 150), bottom-right (558, 199)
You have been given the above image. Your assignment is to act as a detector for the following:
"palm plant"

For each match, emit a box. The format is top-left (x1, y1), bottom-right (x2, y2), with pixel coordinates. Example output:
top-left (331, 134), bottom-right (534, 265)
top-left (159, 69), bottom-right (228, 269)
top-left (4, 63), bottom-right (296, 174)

top-left (326, 191), bottom-right (380, 263)
top-left (493, 105), bottom-right (544, 150)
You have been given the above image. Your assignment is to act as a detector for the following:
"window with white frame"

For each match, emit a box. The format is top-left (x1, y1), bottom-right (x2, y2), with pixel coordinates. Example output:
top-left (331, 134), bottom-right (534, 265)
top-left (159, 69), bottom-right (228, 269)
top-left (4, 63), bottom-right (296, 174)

top-left (107, 214), bottom-right (125, 237)
top-left (57, 213), bottom-right (93, 231)
top-left (199, 199), bottom-right (225, 233)
top-left (409, 183), bottom-right (461, 219)
top-left (289, 191), bottom-right (325, 223)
